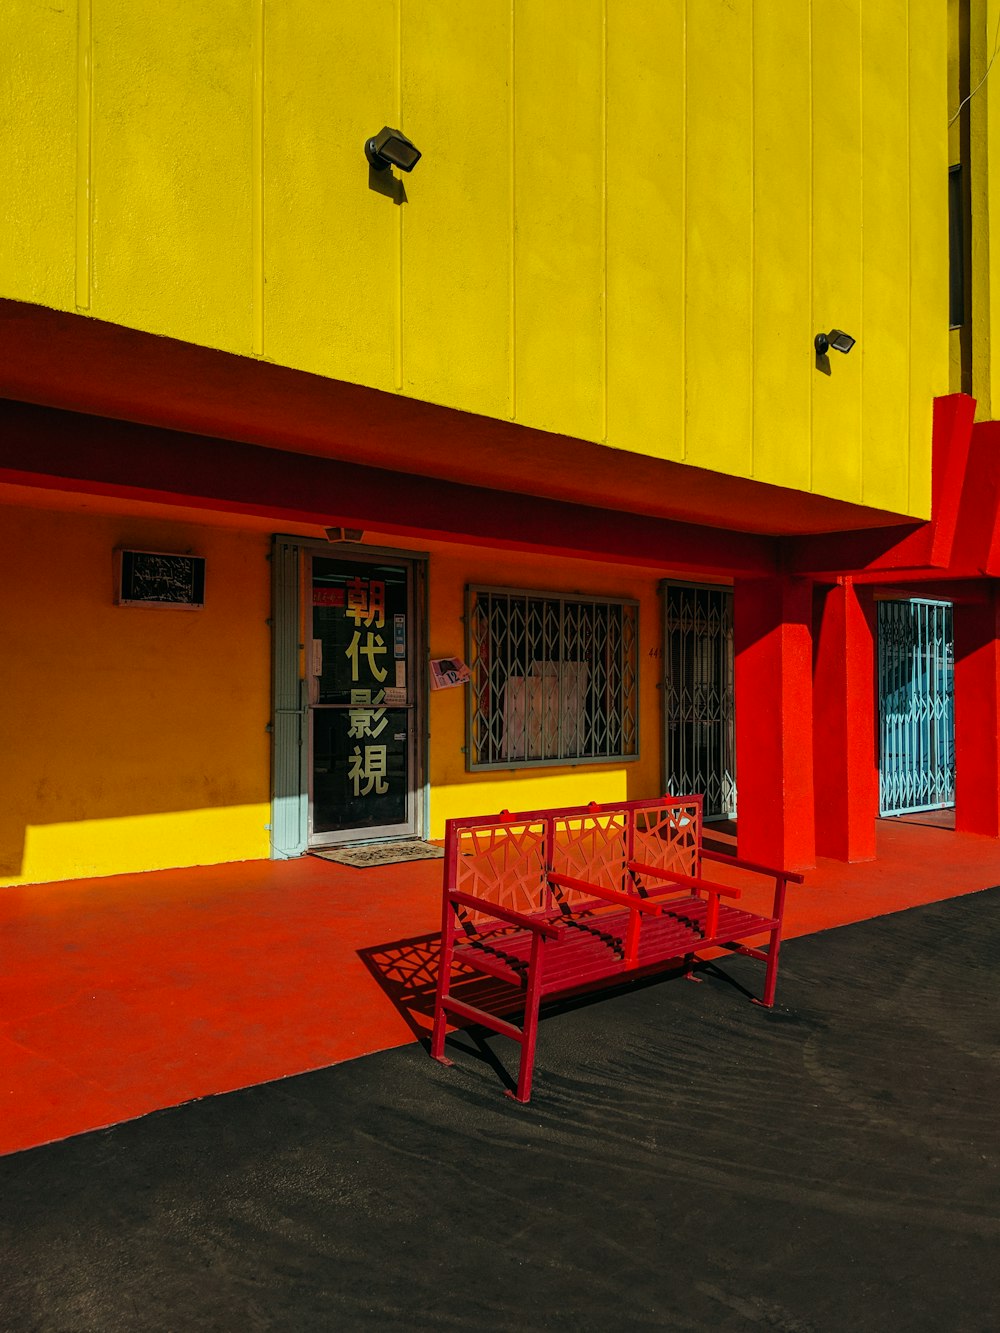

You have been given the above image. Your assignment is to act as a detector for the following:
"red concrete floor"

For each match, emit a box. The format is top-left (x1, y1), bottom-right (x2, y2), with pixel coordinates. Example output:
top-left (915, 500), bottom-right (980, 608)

top-left (3, 818), bottom-right (1000, 1158)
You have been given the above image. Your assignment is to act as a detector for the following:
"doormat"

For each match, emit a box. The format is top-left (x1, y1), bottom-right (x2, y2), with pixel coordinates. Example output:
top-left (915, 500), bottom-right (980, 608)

top-left (310, 841), bottom-right (445, 868)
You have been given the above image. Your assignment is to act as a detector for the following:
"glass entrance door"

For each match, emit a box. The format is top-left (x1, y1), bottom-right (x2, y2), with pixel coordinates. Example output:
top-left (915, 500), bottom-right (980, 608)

top-left (308, 553), bottom-right (421, 846)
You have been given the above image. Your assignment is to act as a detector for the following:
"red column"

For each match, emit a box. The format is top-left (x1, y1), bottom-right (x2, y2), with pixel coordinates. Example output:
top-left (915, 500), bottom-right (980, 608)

top-left (812, 579), bottom-right (878, 861)
top-left (734, 576), bottom-right (816, 872)
top-left (954, 591), bottom-right (1000, 837)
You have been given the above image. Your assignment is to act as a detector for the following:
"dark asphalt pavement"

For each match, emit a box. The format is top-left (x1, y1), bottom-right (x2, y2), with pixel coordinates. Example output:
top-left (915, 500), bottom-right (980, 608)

top-left (3, 890), bottom-right (999, 1332)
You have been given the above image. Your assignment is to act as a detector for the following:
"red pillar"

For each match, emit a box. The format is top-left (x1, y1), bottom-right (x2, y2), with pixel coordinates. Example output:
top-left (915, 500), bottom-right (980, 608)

top-left (954, 591), bottom-right (1000, 837)
top-left (812, 579), bottom-right (878, 861)
top-left (734, 576), bottom-right (816, 872)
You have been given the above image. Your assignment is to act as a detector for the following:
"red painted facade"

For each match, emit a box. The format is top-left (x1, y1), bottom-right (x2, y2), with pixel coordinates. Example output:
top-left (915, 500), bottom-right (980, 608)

top-left (0, 398), bottom-right (775, 578)
top-left (812, 581), bottom-right (879, 863)
top-left (954, 592), bottom-right (1000, 837)
top-left (734, 577), bottom-right (816, 871)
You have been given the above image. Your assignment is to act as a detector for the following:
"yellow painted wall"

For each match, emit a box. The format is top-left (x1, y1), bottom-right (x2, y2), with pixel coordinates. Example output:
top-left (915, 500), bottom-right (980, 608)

top-left (0, 0), bottom-right (950, 516)
top-left (0, 505), bottom-right (271, 886)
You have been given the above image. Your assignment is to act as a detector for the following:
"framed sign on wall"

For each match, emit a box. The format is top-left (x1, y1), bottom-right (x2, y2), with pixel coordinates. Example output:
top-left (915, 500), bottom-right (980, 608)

top-left (114, 549), bottom-right (206, 609)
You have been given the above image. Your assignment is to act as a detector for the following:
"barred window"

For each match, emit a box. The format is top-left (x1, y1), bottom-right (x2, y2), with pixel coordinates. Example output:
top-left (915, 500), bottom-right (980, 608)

top-left (466, 585), bottom-right (639, 770)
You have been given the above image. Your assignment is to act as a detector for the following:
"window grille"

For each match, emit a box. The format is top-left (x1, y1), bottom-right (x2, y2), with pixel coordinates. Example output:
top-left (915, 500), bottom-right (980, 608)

top-left (662, 583), bottom-right (736, 819)
top-left (466, 586), bottom-right (639, 770)
top-left (878, 599), bottom-right (954, 816)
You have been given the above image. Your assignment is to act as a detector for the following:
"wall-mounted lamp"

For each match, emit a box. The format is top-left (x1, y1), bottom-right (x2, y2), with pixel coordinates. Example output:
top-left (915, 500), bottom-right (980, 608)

top-left (365, 126), bottom-right (421, 173)
top-left (325, 527), bottom-right (364, 543)
top-left (814, 329), bottom-right (856, 356)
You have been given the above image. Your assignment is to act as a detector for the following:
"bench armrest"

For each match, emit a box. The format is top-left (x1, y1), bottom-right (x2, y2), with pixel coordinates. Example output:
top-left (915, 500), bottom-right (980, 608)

top-left (547, 871), bottom-right (663, 914)
top-left (627, 861), bottom-right (742, 901)
top-left (701, 848), bottom-right (804, 884)
top-left (447, 889), bottom-right (559, 939)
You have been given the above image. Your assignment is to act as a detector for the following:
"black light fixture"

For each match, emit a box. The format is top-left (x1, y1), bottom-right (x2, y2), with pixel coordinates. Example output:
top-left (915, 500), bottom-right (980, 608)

top-left (365, 126), bottom-right (421, 173)
top-left (814, 329), bottom-right (856, 356)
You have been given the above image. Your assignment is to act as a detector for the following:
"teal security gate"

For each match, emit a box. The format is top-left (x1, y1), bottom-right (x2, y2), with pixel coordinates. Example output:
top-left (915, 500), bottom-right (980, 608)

top-left (877, 599), bottom-right (955, 816)
top-left (662, 583), bottom-right (736, 820)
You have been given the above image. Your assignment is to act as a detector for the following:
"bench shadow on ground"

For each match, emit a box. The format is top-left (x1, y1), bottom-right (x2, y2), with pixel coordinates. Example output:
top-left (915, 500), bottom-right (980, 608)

top-left (357, 931), bottom-right (758, 1097)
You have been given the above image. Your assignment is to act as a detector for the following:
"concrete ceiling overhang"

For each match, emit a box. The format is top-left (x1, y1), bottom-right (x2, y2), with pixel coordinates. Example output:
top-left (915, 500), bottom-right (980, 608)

top-left (0, 299), bottom-right (916, 539)
top-left (0, 397), bottom-right (776, 577)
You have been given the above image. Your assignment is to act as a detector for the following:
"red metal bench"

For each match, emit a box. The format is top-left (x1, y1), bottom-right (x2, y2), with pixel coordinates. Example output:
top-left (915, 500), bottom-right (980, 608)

top-left (430, 795), bottom-right (803, 1102)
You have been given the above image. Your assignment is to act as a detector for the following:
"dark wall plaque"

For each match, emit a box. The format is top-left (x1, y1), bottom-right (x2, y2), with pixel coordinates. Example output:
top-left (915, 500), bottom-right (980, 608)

top-left (115, 549), bottom-right (206, 609)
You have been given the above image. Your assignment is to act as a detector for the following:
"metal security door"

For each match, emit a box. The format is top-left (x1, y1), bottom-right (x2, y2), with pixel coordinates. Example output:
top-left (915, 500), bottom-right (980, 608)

top-left (309, 553), bottom-right (422, 846)
top-left (877, 599), bottom-right (954, 816)
top-left (662, 583), bottom-right (736, 820)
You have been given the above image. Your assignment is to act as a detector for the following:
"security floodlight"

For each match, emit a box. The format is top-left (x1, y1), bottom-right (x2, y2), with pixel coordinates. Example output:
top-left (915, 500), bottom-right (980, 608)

top-left (814, 329), bottom-right (856, 356)
top-left (365, 126), bottom-right (421, 173)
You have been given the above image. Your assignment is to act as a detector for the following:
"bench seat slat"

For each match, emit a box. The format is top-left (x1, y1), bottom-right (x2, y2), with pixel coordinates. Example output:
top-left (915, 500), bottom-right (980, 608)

top-left (455, 946), bottom-right (528, 985)
top-left (453, 905), bottom-right (780, 998)
top-left (457, 930), bottom-right (621, 975)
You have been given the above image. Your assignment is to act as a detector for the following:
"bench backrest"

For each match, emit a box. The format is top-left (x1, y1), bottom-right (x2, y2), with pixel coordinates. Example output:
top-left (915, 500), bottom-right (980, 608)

top-left (444, 796), bottom-right (703, 922)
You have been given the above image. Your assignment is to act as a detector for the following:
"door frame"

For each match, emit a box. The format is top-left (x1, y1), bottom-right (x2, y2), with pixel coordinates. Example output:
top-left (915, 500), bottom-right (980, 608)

top-left (269, 536), bottom-right (429, 857)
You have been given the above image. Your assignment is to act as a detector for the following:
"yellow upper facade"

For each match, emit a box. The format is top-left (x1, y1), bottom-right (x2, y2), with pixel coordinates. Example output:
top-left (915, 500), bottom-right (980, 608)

top-left (2, 0), bottom-right (950, 518)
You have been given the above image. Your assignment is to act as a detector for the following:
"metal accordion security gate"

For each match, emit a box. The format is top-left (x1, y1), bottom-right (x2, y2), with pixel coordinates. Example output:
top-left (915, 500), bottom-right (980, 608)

top-left (661, 583), bottom-right (736, 820)
top-left (877, 598), bottom-right (955, 817)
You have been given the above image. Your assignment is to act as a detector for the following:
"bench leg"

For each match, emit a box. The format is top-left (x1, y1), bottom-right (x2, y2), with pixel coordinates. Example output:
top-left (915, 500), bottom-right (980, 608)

top-left (683, 951), bottom-right (704, 983)
top-left (430, 1003), bottom-right (453, 1066)
top-left (757, 927), bottom-right (782, 1008)
top-left (510, 1002), bottom-right (540, 1103)
top-left (430, 919), bottom-right (456, 1065)
top-left (509, 933), bottom-right (546, 1103)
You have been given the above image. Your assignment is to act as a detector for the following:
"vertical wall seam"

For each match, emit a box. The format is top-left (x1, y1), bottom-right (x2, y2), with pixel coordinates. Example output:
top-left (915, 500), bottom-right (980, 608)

top-left (905, 0), bottom-right (912, 513)
top-left (681, 0), bottom-right (688, 462)
top-left (252, 0), bottom-right (265, 357)
top-left (807, 0), bottom-right (814, 491)
top-left (858, 4), bottom-right (864, 502)
top-left (601, 0), bottom-right (609, 442)
top-left (75, 0), bottom-right (93, 311)
top-left (508, 0), bottom-right (516, 420)
top-left (394, 0), bottom-right (404, 391)
top-left (749, 2), bottom-right (755, 479)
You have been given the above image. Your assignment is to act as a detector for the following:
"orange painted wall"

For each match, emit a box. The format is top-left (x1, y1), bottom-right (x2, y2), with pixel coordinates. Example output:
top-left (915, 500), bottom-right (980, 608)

top-left (0, 496), bottom-right (676, 885)
top-left (0, 504), bottom-right (272, 886)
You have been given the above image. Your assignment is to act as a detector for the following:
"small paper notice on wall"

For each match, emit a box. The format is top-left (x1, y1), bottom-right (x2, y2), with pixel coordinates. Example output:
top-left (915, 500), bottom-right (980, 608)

top-left (311, 639), bottom-right (323, 676)
top-left (393, 614), bottom-right (406, 659)
top-left (395, 661), bottom-right (406, 687)
top-left (383, 686), bottom-right (406, 706)
top-left (430, 658), bottom-right (471, 690)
